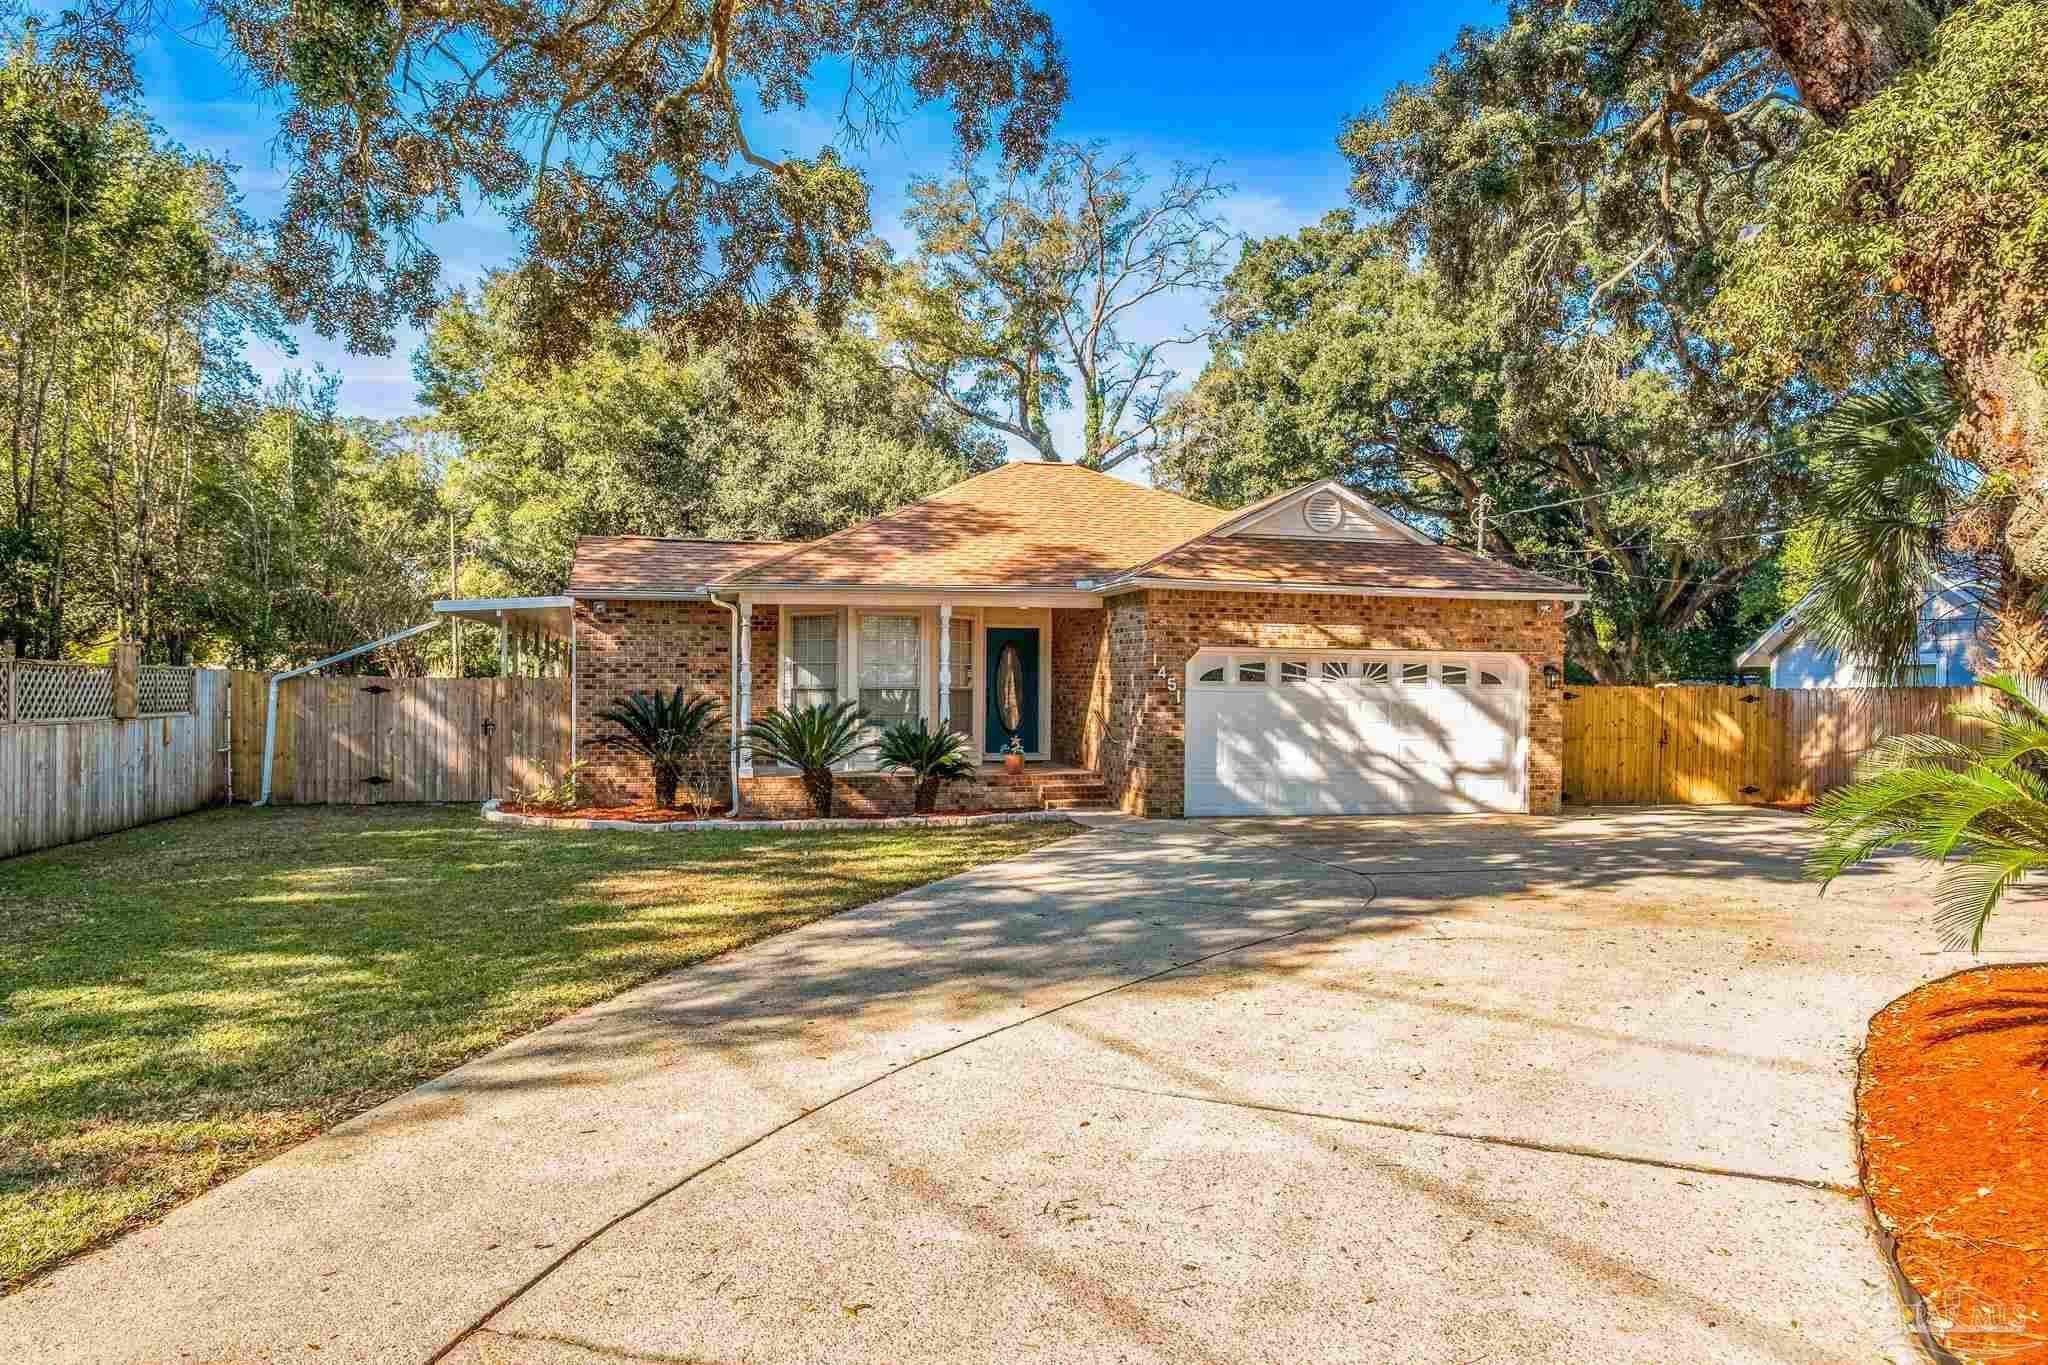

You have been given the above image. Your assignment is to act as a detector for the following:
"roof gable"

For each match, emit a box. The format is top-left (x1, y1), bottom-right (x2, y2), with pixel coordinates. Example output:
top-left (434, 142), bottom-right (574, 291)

top-left (1211, 480), bottom-right (1431, 545)
top-left (1736, 573), bottom-right (1984, 667)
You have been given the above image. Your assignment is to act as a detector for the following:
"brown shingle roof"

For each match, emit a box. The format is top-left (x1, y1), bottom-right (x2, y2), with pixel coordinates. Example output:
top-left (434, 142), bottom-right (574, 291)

top-left (567, 537), bottom-right (795, 594)
top-left (716, 462), bottom-right (1233, 588)
top-left (564, 469), bottom-right (1584, 599)
top-left (1114, 535), bottom-right (1585, 597)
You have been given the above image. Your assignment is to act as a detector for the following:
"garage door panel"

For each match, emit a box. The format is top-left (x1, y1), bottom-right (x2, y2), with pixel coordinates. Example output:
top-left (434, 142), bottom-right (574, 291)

top-left (1186, 651), bottom-right (1527, 817)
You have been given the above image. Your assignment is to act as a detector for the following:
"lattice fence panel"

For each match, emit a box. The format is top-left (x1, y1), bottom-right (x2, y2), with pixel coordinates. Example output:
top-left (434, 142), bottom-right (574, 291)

top-left (9, 660), bottom-right (114, 722)
top-left (138, 665), bottom-right (197, 715)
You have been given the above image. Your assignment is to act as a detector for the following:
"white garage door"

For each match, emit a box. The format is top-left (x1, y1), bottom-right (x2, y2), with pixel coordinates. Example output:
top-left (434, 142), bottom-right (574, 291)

top-left (1184, 651), bottom-right (1527, 817)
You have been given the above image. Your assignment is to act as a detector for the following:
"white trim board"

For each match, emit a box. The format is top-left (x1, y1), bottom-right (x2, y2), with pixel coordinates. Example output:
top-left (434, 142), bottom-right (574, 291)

top-left (1097, 577), bottom-right (1588, 602)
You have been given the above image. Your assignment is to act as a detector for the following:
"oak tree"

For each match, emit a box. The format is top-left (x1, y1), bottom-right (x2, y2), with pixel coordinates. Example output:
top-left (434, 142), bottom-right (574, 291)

top-left (881, 142), bottom-right (1233, 470)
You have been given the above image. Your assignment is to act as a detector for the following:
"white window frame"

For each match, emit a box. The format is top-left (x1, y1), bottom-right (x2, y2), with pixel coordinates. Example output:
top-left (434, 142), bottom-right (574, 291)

top-left (785, 610), bottom-right (843, 712)
top-left (855, 610), bottom-right (924, 734)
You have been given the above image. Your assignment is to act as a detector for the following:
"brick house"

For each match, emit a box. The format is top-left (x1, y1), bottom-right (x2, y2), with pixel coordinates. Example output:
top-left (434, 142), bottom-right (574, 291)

top-left (444, 464), bottom-right (1584, 818)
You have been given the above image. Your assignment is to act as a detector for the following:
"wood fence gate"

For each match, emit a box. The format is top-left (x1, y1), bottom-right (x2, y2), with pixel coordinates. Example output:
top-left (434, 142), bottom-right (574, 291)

top-left (229, 674), bottom-right (570, 805)
top-left (1562, 684), bottom-right (2000, 807)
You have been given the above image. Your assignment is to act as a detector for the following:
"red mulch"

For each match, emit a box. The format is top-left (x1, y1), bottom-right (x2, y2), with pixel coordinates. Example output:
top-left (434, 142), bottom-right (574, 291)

top-left (1859, 965), bottom-right (2048, 1361)
top-left (496, 803), bottom-right (1012, 822)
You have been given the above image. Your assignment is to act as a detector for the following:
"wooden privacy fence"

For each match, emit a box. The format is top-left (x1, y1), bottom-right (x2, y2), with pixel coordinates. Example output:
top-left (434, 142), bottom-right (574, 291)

top-left (2, 660), bottom-right (228, 859)
top-left (229, 673), bottom-right (570, 805)
top-left (1563, 684), bottom-right (2003, 807)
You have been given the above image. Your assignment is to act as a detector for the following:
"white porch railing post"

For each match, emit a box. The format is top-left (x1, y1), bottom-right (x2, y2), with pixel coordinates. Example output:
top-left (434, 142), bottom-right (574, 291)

top-left (736, 596), bottom-right (754, 777)
top-left (938, 604), bottom-right (952, 733)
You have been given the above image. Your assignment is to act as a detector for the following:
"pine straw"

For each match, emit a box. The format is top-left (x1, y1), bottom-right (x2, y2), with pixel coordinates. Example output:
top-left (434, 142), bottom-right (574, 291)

top-left (1859, 965), bottom-right (2048, 1361)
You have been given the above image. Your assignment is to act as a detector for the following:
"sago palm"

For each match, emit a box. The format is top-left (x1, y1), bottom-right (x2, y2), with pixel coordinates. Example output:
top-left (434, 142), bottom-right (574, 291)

top-left (1809, 675), bottom-right (2048, 949)
top-left (876, 721), bottom-right (975, 814)
top-left (741, 700), bottom-right (874, 817)
top-left (597, 689), bottom-right (725, 808)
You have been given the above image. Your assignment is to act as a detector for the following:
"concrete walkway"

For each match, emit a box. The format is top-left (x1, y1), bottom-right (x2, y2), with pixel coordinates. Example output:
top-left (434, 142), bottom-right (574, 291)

top-left (9, 808), bottom-right (2044, 1363)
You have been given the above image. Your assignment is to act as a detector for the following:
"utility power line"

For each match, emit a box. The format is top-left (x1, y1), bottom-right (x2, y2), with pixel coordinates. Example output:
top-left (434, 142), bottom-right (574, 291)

top-left (1487, 405), bottom-right (1943, 522)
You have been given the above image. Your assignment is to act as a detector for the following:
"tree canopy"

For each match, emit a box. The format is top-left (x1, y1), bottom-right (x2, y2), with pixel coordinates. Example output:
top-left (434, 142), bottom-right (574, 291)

top-left (881, 142), bottom-right (1233, 469)
top-left (1157, 210), bottom-right (1801, 681)
top-left (36, 0), bottom-right (1068, 377)
top-left (417, 276), bottom-right (1003, 595)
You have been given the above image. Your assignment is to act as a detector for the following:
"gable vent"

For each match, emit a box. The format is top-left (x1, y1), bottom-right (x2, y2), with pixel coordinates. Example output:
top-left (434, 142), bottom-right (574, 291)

top-left (1303, 492), bottom-right (1344, 534)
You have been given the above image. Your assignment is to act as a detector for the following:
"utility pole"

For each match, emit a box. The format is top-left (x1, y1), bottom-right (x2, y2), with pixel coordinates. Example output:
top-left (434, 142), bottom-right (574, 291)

top-left (448, 509), bottom-right (462, 677)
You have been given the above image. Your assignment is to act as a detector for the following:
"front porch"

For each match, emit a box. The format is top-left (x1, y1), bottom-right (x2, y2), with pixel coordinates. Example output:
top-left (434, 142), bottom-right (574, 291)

top-left (736, 760), bottom-right (1110, 819)
top-left (732, 594), bottom-right (1100, 770)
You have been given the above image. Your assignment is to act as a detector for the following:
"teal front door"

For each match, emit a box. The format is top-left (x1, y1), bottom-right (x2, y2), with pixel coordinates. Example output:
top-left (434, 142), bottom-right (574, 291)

top-left (984, 627), bottom-right (1040, 755)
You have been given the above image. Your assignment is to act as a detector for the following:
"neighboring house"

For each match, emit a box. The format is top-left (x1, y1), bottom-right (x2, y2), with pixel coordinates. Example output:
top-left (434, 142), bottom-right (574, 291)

top-left (1737, 578), bottom-right (1988, 688)
top-left (436, 464), bottom-right (1586, 817)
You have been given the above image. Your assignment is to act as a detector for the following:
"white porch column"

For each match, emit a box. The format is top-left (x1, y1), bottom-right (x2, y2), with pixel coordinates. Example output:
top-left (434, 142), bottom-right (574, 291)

top-left (736, 596), bottom-right (754, 777)
top-left (778, 606), bottom-right (792, 707)
top-left (938, 604), bottom-right (952, 732)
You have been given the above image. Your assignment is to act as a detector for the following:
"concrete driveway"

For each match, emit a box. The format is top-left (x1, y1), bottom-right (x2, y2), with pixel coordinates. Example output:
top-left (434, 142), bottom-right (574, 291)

top-left (9, 807), bottom-right (2046, 1363)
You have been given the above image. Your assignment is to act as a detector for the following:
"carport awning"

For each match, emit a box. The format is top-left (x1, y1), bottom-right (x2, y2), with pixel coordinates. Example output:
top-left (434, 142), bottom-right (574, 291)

top-left (431, 596), bottom-right (573, 638)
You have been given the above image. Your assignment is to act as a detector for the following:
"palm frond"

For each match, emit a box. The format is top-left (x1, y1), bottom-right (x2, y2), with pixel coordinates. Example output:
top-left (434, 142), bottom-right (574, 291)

top-left (1934, 845), bottom-right (2048, 952)
top-left (741, 700), bottom-right (875, 774)
top-left (875, 722), bottom-right (975, 780)
top-left (597, 688), bottom-right (724, 763)
top-left (1792, 369), bottom-right (1964, 684)
top-left (1853, 732), bottom-right (1976, 777)
top-left (1810, 686), bottom-right (2048, 947)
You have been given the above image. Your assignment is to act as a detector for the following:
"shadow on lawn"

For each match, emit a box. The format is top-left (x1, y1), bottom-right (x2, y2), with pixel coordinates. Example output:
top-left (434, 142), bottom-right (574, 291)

top-left (312, 805), bottom-right (1855, 1133)
top-left (3, 804), bottom-right (1848, 1136)
top-left (0, 808), bottom-right (1063, 1131)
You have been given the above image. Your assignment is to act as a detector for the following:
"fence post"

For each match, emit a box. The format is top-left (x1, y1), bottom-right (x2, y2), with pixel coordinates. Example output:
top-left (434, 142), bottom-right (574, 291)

top-left (111, 643), bottom-right (140, 720)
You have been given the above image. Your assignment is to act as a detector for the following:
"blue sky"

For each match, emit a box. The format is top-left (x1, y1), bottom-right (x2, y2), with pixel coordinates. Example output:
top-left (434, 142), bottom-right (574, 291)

top-left (135, 0), bottom-right (1500, 459)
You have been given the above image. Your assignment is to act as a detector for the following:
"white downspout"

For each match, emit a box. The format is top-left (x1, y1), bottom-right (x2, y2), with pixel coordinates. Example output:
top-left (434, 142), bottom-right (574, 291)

top-left (713, 594), bottom-right (742, 817)
top-left (255, 619), bottom-right (443, 806)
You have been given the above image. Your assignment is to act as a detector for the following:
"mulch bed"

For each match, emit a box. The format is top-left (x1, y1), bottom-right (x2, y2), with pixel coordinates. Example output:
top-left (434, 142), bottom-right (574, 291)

top-left (496, 803), bottom-right (1011, 822)
top-left (1859, 965), bottom-right (2048, 1361)
top-left (498, 803), bottom-right (718, 823)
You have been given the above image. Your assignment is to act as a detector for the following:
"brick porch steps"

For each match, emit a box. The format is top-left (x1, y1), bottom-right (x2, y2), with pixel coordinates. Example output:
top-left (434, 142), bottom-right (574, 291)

top-left (1038, 779), bottom-right (1113, 811)
top-left (975, 765), bottom-right (1114, 812)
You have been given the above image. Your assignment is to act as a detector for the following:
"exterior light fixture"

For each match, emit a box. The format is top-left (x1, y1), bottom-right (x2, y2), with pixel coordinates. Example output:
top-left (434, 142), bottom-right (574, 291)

top-left (1543, 662), bottom-right (1562, 689)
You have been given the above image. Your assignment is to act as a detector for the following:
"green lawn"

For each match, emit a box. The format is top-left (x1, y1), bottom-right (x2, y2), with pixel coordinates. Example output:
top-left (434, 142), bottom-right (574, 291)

top-left (0, 805), bottom-right (1074, 1291)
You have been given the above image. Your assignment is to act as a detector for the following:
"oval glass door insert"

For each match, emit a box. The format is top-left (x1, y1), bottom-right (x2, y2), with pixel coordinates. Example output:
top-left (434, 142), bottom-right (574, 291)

top-left (997, 642), bottom-right (1023, 733)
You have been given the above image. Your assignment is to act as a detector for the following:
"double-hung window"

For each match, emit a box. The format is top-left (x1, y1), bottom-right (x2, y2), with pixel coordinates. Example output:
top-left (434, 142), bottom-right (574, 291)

top-left (859, 614), bottom-right (921, 726)
top-left (945, 616), bottom-right (975, 737)
top-left (790, 613), bottom-right (840, 711)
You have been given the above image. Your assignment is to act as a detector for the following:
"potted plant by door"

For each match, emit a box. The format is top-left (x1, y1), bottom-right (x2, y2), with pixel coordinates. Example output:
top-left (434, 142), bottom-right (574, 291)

top-left (1001, 734), bottom-right (1026, 775)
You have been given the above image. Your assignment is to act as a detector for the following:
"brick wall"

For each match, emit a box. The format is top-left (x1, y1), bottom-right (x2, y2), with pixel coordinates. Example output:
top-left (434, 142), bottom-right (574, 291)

top-left (736, 770), bottom-right (1043, 819)
top-left (572, 600), bottom-right (776, 807)
top-left (1050, 608), bottom-right (1109, 770)
top-left (573, 590), bottom-right (1565, 818)
top-left (1097, 589), bottom-right (1566, 818)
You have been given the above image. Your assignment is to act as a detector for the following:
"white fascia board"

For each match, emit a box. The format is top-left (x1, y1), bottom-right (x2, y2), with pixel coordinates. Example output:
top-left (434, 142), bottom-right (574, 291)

top-left (707, 584), bottom-right (1103, 607)
top-left (1099, 576), bottom-right (1588, 602)
top-left (434, 595), bottom-right (575, 613)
